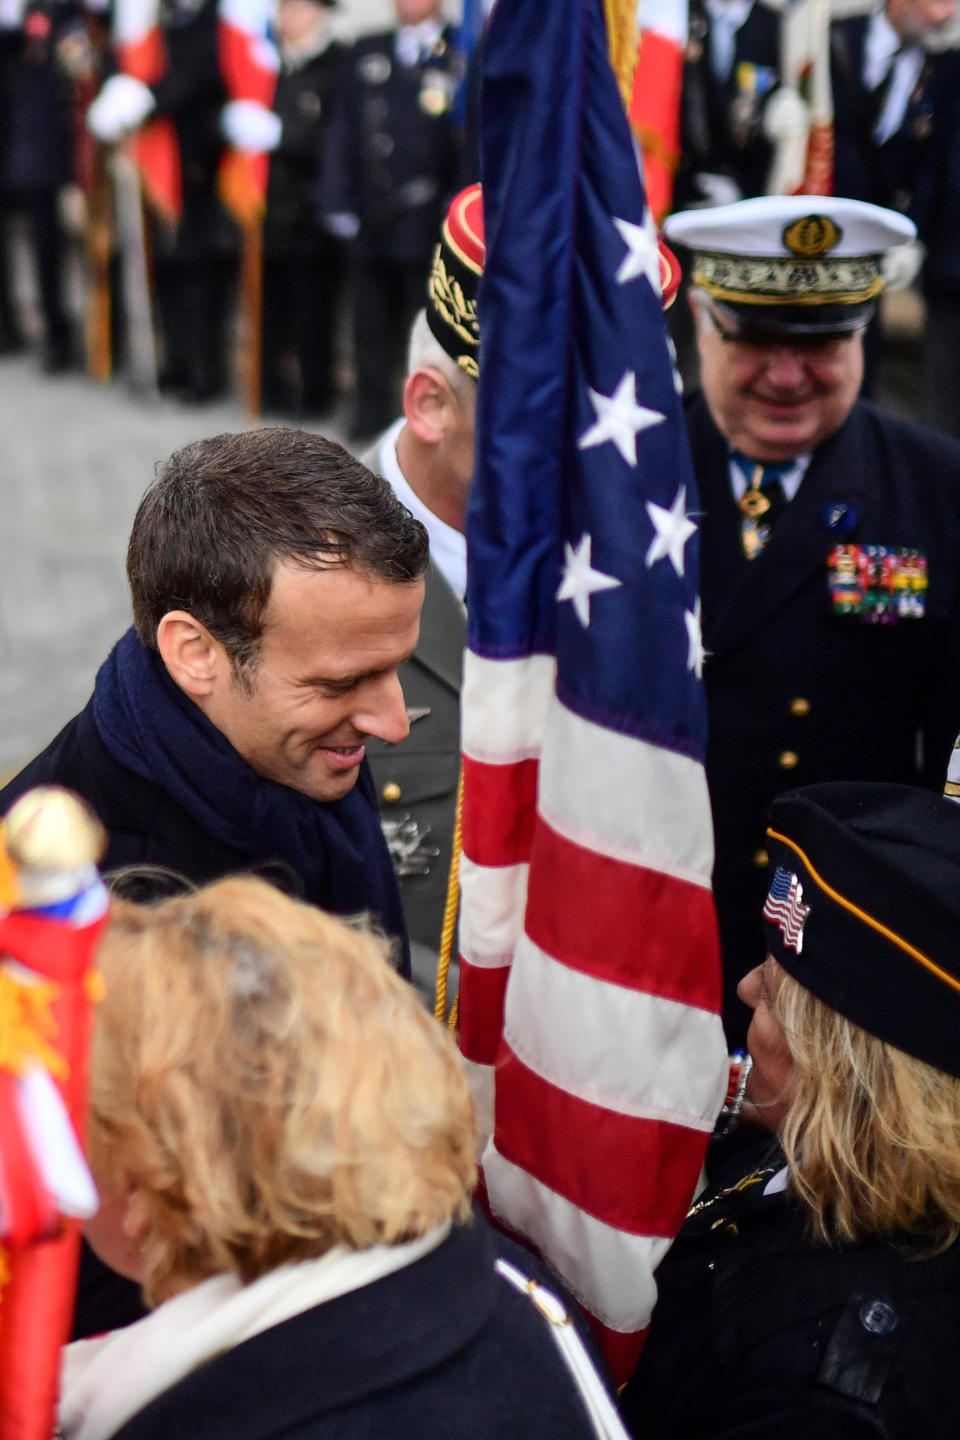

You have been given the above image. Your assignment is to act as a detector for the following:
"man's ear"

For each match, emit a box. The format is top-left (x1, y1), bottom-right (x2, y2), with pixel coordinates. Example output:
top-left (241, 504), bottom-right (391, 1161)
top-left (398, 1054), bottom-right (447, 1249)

top-left (402, 367), bottom-right (453, 444)
top-left (156, 611), bottom-right (224, 699)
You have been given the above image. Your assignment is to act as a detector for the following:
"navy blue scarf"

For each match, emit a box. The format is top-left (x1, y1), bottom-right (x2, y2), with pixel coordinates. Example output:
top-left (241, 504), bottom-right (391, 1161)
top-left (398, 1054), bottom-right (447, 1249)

top-left (93, 629), bottom-right (409, 975)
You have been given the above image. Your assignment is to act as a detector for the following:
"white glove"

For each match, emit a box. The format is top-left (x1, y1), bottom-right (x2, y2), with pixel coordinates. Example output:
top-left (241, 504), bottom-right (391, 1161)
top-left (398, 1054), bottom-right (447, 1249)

top-left (763, 86), bottom-right (810, 145)
top-left (324, 212), bottom-right (361, 239)
top-left (86, 73), bottom-right (156, 143)
top-left (221, 99), bottom-right (282, 152)
top-left (882, 238), bottom-right (925, 291)
top-left (693, 172), bottom-right (743, 209)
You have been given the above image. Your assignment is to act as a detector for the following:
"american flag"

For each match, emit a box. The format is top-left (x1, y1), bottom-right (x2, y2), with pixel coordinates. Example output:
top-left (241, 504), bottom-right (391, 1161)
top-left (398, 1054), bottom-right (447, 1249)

top-left (457, 0), bottom-right (727, 1385)
top-left (762, 865), bottom-right (811, 953)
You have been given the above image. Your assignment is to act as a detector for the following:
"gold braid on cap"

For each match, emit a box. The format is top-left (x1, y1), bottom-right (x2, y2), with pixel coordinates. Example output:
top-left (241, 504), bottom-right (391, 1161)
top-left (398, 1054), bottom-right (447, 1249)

top-left (693, 251), bottom-right (884, 306)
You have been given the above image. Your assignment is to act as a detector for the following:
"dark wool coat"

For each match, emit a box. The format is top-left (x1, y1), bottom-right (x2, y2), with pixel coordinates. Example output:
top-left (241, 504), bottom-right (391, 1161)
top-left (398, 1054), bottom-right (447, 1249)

top-left (688, 394), bottom-right (960, 1042)
top-left (621, 1137), bottom-right (960, 1439)
top-left (109, 1217), bottom-right (612, 1440)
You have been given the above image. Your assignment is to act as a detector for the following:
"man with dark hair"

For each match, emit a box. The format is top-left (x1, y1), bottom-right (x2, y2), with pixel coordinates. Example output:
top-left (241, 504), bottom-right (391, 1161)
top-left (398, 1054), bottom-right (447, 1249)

top-left (1, 428), bottom-right (428, 1341)
top-left (1, 428), bottom-right (428, 968)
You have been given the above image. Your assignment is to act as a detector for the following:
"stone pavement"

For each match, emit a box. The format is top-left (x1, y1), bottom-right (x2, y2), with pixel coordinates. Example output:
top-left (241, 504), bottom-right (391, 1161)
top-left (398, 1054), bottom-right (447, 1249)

top-left (0, 354), bottom-right (348, 778)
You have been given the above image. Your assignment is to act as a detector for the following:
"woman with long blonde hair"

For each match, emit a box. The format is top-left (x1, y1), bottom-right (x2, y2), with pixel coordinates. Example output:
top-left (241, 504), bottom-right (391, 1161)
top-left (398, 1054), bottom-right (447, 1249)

top-left (622, 781), bottom-right (960, 1440)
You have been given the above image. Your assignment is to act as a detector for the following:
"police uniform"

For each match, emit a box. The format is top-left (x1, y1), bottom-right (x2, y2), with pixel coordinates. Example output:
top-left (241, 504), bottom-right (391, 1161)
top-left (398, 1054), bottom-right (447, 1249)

top-left (363, 182), bottom-right (483, 998)
top-left (621, 781), bottom-right (960, 1439)
top-left (323, 19), bottom-right (461, 437)
top-left (663, 196), bottom-right (960, 1045)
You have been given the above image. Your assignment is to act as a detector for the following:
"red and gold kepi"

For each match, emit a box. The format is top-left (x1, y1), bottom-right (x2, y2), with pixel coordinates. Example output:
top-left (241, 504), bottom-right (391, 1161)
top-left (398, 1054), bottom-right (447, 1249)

top-left (427, 183), bottom-right (486, 380)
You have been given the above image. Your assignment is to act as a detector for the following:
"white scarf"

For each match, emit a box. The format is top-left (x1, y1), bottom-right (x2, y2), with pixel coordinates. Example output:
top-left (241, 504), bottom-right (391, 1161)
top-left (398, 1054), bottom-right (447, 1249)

top-left (60, 1222), bottom-right (450, 1440)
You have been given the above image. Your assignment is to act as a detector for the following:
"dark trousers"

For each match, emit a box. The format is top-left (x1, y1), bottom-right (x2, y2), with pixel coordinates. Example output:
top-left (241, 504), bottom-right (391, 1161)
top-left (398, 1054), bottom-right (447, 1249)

top-left (261, 246), bottom-right (343, 416)
top-left (153, 251), bottom-right (234, 399)
top-left (0, 186), bottom-right (70, 349)
top-left (350, 253), bottom-right (430, 437)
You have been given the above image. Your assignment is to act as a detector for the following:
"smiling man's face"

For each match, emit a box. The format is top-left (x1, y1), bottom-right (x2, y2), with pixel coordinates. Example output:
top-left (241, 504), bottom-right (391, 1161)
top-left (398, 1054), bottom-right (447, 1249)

top-left (694, 293), bottom-right (864, 463)
top-left (201, 561), bottom-right (424, 803)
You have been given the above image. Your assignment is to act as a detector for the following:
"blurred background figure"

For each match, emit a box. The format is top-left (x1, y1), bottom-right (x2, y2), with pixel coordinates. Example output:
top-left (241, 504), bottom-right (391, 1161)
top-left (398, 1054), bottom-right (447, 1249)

top-left (260, 0), bottom-right (344, 419)
top-left (86, 0), bottom-right (235, 403)
top-left (323, 0), bottom-right (462, 442)
top-left (0, 0), bottom-right (85, 371)
top-left (60, 876), bottom-right (626, 1440)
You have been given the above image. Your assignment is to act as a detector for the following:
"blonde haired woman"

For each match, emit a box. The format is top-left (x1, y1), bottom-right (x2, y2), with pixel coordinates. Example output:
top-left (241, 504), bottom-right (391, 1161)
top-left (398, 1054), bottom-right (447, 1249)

top-left (622, 782), bottom-right (960, 1440)
top-left (60, 877), bottom-right (625, 1440)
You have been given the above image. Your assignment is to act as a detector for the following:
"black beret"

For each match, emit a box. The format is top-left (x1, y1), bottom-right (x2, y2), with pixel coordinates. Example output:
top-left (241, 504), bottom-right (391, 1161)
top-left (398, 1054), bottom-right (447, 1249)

top-left (763, 782), bottom-right (960, 1079)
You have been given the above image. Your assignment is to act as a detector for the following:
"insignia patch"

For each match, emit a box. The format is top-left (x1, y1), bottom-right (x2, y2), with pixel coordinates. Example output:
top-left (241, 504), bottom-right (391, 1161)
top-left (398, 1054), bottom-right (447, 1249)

top-left (827, 544), bottom-right (928, 622)
top-left (782, 214), bottom-right (842, 257)
top-left (381, 815), bottom-right (439, 878)
top-left (763, 866), bottom-right (810, 954)
top-left (419, 72), bottom-right (453, 116)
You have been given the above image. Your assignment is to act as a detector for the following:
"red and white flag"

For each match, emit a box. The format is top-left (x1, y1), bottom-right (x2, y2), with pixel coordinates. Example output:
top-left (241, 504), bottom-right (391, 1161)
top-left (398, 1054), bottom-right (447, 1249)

top-left (217, 0), bottom-right (279, 227)
top-left (114, 0), bottom-right (181, 222)
top-left (630, 0), bottom-right (688, 224)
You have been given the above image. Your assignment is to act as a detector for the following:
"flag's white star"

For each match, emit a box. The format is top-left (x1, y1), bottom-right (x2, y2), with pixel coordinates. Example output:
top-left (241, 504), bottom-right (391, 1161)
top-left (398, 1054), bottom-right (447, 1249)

top-left (612, 211), bottom-right (661, 292)
top-left (556, 532), bottom-right (622, 628)
top-left (577, 371), bottom-right (665, 466)
top-left (685, 599), bottom-right (706, 678)
top-left (645, 485), bottom-right (698, 578)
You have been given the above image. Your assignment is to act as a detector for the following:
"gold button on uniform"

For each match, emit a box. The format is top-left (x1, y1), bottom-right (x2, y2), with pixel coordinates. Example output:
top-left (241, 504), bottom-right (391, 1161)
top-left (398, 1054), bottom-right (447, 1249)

top-left (789, 697), bottom-right (811, 717)
top-left (778, 751), bottom-right (799, 770)
top-left (753, 848), bottom-right (769, 869)
top-left (381, 782), bottom-right (402, 803)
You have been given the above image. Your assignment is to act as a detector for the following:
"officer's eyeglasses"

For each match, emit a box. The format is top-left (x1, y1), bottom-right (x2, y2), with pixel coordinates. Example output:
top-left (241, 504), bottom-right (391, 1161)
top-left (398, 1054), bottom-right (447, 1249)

top-left (700, 296), bottom-right (856, 369)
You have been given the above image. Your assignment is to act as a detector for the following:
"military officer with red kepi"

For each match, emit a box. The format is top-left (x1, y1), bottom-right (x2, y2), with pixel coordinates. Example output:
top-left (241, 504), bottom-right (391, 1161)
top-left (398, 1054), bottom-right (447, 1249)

top-left (662, 194), bottom-right (960, 1046)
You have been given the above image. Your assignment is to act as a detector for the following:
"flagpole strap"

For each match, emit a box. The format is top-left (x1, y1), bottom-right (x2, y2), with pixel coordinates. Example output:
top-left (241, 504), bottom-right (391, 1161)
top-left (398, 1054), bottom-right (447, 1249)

top-left (434, 764), bottom-right (465, 1026)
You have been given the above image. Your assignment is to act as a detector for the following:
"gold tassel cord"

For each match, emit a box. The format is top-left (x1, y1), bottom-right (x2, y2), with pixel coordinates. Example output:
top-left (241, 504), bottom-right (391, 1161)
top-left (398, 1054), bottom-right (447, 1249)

top-left (604, 0), bottom-right (639, 114)
top-left (434, 765), bottom-right (465, 1026)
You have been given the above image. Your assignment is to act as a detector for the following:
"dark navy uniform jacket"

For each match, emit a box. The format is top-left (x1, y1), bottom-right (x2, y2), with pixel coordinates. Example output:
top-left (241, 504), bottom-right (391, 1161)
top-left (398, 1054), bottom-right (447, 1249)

top-left (621, 1135), bottom-right (960, 1439)
top-left (830, 12), bottom-right (953, 216)
top-left (689, 394), bottom-right (960, 1042)
top-left (322, 26), bottom-right (460, 266)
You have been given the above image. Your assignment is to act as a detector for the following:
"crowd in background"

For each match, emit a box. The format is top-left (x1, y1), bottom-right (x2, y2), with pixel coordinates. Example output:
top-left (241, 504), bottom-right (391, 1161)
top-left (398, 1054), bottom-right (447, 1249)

top-left (1, 0), bottom-right (960, 442)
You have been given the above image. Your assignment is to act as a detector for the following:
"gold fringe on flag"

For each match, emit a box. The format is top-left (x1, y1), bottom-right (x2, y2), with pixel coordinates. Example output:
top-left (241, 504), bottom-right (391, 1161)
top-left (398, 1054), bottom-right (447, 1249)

top-left (604, 0), bottom-right (639, 114)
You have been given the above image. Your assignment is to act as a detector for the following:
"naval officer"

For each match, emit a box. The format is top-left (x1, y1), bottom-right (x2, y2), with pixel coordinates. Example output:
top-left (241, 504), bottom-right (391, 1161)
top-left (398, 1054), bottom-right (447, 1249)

top-left (663, 194), bottom-right (960, 1045)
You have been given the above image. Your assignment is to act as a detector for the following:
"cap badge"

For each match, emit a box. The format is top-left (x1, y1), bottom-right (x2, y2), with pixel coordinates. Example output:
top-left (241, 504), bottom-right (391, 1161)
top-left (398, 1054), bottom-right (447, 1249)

top-left (782, 215), bottom-right (842, 258)
top-left (763, 865), bottom-right (811, 954)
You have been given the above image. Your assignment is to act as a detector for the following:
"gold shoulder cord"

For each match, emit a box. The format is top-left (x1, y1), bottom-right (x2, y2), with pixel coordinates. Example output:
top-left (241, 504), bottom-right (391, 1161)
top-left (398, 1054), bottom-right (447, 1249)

top-left (435, 765), bottom-right (465, 1030)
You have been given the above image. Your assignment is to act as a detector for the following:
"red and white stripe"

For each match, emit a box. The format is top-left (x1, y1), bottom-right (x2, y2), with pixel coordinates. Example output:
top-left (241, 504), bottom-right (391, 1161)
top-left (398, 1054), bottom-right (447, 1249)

top-left (459, 650), bottom-right (728, 1382)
